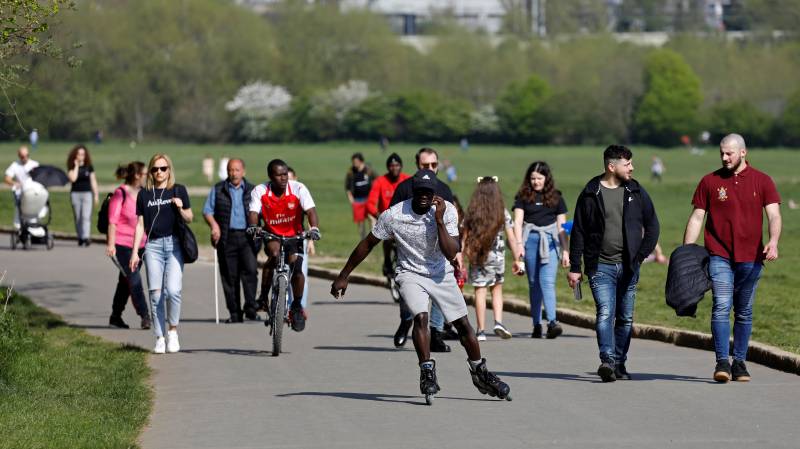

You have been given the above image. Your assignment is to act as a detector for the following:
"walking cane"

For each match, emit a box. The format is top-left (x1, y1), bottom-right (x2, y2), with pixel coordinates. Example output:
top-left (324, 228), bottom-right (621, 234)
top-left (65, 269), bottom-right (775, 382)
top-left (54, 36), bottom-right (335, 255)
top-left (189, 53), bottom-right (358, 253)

top-left (214, 249), bottom-right (220, 324)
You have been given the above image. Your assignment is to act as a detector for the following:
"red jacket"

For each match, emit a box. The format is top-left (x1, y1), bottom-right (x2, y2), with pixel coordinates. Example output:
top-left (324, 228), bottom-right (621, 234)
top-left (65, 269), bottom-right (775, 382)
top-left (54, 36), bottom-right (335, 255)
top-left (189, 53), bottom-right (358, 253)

top-left (367, 172), bottom-right (410, 217)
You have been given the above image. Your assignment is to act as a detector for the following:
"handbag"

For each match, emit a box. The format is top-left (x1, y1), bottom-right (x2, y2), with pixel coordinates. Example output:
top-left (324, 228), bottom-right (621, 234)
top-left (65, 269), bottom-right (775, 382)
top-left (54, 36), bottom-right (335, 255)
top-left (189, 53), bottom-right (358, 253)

top-left (173, 186), bottom-right (199, 263)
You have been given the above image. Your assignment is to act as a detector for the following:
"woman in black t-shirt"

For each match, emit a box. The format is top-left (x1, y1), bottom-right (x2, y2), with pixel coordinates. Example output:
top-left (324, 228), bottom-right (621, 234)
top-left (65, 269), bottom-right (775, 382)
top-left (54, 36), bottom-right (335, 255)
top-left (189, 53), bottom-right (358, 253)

top-left (66, 144), bottom-right (99, 246)
top-left (512, 161), bottom-right (569, 339)
top-left (129, 154), bottom-right (193, 354)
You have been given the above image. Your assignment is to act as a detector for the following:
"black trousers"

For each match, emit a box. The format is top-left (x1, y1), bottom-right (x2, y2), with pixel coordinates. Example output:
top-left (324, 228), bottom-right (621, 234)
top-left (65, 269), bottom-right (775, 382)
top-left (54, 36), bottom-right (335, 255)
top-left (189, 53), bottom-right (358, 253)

top-left (217, 230), bottom-right (259, 318)
top-left (112, 245), bottom-right (149, 318)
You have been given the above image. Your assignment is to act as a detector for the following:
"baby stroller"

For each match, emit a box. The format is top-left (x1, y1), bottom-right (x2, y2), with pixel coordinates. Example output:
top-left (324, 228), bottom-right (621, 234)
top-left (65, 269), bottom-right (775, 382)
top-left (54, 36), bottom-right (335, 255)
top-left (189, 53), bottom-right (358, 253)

top-left (10, 181), bottom-right (55, 250)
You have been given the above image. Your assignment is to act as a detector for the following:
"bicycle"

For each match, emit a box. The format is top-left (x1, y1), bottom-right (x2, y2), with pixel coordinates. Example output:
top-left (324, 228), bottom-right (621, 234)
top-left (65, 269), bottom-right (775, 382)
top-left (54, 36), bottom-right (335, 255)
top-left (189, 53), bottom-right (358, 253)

top-left (384, 242), bottom-right (402, 303)
top-left (258, 230), bottom-right (313, 357)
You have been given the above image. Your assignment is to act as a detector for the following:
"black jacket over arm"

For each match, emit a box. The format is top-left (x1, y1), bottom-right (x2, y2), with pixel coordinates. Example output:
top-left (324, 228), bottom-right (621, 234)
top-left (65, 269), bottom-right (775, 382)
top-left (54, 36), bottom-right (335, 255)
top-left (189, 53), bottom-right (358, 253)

top-left (569, 175), bottom-right (659, 276)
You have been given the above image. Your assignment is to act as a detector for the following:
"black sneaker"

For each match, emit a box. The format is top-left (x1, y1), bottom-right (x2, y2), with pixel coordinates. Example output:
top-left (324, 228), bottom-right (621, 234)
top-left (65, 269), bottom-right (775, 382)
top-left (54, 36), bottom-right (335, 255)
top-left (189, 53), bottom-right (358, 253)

top-left (597, 362), bottom-right (617, 382)
top-left (289, 306), bottom-right (307, 332)
top-left (393, 319), bottom-right (413, 348)
top-left (731, 360), bottom-right (751, 382)
top-left (614, 363), bottom-right (632, 380)
top-left (546, 321), bottom-right (563, 339)
top-left (109, 315), bottom-right (129, 329)
top-left (531, 324), bottom-right (543, 338)
top-left (244, 311), bottom-right (261, 321)
top-left (714, 359), bottom-right (732, 383)
top-left (430, 327), bottom-right (451, 353)
top-left (140, 317), bottom-right (151, 330)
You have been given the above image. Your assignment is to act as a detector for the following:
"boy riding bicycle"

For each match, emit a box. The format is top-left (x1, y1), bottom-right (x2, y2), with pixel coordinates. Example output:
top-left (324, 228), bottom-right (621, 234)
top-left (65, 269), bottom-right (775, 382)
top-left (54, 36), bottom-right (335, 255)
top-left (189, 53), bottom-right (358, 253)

top-left (248, 159), bottom-right (320, 332)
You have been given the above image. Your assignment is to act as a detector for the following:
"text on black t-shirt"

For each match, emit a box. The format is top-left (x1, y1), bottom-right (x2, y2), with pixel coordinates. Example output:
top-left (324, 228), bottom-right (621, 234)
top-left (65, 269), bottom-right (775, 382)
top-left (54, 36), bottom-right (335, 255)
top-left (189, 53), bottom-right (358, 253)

top-left (136, 185), bottom-right (191, 239)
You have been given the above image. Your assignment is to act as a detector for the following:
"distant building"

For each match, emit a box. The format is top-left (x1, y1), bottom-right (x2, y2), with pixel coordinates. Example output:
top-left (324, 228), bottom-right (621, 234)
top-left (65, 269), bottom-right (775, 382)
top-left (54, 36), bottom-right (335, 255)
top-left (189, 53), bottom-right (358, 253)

top-left (340, 0), bottom-right (507, 35)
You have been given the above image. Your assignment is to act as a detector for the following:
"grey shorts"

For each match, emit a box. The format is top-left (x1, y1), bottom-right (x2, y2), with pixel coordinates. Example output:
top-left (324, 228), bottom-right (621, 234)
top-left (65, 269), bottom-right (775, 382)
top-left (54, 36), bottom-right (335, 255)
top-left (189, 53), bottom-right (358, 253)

top-left (468, 250), bottom-right (506, 287)
top-left (395, 271), bottom-right (469, 323)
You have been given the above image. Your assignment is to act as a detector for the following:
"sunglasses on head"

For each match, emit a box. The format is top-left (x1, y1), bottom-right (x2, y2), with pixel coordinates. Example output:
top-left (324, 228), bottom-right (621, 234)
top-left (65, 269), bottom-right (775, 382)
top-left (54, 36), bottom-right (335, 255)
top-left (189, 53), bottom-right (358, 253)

top-left (150, 166), bottom-right (169, 173)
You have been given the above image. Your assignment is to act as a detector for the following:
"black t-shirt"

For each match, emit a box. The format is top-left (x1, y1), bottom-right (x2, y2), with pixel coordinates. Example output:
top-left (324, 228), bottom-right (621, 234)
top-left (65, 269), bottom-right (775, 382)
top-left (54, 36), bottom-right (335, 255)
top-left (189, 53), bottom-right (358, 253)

top-left (346, 167), bottom-right (373, 200)
top-left (136, 185), bottom-right (191, 239)
top-left (389, 176), bottom-right (455, 207)
top-left (71, 165), bottom-right (94, 192)
top-left (513, 192), bottom-right (567, 226)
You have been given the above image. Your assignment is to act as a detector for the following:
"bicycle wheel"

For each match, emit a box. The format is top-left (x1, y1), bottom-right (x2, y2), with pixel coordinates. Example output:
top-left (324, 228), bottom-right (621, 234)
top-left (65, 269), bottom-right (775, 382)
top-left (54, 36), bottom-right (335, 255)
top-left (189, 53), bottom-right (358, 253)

top-left (271, 275), bottom-right (288, 357)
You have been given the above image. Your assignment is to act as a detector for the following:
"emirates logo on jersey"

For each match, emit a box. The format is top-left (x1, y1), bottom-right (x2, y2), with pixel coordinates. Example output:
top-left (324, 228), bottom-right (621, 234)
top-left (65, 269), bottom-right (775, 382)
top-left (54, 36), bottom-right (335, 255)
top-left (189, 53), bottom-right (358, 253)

top-left (717, 187), bottom-right (728, 202)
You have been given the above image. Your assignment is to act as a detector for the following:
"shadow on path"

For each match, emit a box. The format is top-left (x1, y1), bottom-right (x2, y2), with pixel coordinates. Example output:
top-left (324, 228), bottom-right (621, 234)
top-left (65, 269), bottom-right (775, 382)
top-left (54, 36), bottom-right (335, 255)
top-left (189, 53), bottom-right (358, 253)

top-left (180, 348), bottom-right (275, 357)
top-left (314, 345), bottom-right (409, 353)
top-left (276, 391), bottom-right (495, 405)
top-left (313, 300), bottom-right (395, 307)
top-left (497, 371), bottom-right (714, 384)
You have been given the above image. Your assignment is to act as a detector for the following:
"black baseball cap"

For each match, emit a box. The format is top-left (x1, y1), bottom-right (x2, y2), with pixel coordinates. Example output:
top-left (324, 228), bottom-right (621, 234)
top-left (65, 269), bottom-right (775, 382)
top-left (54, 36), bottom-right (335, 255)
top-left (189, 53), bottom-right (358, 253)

top-left (412, 169), bottom-right (437, 192)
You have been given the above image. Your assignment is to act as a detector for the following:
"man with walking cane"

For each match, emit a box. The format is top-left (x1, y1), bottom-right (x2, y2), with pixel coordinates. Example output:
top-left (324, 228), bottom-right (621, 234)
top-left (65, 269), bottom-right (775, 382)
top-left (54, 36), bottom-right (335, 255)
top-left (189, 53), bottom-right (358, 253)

top-left (203, 158), bottom-right (260, 323)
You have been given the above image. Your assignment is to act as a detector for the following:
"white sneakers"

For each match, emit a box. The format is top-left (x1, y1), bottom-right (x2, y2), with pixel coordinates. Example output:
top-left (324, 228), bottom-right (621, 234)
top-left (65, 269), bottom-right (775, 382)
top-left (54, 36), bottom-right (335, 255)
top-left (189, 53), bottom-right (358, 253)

top-left (167, 329), bottom-right (180, 353)
top-left (153, 330), bottom-right (180, 354)
top-left (153, 336), bottom-right (166, 354)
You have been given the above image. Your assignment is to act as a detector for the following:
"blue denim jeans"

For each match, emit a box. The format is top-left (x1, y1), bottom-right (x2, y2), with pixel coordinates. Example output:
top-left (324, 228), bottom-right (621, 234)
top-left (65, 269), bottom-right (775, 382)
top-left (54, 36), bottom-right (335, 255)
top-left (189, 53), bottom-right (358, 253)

top-left (709, 256), bottom-right (762, 362)
top-left (589, 263), bottom-right (640, 365)
top-left (143, 236), bottom-right (184, 337)
top-left (524, 232), bottom-right (559, 326)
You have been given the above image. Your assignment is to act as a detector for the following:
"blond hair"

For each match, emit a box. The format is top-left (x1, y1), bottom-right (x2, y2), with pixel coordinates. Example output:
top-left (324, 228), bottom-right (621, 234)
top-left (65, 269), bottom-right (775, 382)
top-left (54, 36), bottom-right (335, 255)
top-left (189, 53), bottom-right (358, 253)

top-left (146, 153), bottom-right (176, 189)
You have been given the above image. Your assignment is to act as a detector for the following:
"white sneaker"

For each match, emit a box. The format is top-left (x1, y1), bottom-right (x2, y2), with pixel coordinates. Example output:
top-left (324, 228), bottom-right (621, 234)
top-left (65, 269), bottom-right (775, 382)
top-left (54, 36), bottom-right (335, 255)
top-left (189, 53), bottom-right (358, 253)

top-left (166, 329), bottom-right (180, 353)
top-left (153, 336), bottom-right (166, 354)
top-left (493, 322), bottom-right (513, 339)
top-left (476, 330), bottom-right (487, 342)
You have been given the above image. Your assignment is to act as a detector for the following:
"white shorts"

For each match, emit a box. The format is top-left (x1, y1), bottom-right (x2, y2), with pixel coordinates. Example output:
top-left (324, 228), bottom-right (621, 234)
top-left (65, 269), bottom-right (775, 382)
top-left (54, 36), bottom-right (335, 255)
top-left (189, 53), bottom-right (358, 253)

top-left (395, 271), bottom-right (469, 323)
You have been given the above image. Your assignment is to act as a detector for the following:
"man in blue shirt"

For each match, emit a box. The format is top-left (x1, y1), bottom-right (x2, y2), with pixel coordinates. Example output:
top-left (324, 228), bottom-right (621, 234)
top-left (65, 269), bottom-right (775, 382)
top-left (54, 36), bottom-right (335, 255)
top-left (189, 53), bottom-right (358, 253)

top-left (203, 158), bottom-right (259, 323)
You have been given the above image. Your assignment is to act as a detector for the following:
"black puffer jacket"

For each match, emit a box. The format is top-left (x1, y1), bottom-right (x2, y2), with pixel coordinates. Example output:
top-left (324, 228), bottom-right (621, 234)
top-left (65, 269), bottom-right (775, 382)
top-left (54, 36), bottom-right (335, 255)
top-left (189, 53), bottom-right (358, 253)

top-left (665, 244), bottom-right (712, 317)
top-left (569, 175), bottom-right (660, 275)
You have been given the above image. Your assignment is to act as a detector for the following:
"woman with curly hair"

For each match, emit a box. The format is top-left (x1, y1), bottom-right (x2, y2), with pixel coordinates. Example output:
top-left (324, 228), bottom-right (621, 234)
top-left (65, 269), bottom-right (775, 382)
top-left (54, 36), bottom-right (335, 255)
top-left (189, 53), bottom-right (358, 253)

top-left (66, 144), bottom-right (99, 246)
top-left (462, 177), bottom-right (519, 341)
top-left (513, 161), bottom-right (570, 339)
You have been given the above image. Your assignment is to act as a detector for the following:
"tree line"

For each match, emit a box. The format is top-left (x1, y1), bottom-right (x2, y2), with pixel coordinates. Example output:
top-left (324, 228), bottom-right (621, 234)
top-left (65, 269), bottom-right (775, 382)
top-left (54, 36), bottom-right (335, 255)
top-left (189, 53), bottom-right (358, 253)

top-left (1, 0), bottom-right (799, 147)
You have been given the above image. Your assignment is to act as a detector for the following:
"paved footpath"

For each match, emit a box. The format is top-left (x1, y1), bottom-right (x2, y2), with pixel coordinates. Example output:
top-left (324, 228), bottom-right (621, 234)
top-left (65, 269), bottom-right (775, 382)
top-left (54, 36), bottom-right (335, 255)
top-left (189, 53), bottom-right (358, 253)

top-left (3, 241), bottom-right (799, 449)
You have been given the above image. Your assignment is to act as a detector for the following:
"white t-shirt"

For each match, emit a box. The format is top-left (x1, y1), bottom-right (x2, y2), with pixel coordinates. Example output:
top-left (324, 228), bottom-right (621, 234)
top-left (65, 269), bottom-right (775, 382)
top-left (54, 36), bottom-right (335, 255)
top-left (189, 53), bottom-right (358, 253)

top-left (5, 159), bottom-right (39, 193)
top-left (372, 199), bottom-right (459, 277)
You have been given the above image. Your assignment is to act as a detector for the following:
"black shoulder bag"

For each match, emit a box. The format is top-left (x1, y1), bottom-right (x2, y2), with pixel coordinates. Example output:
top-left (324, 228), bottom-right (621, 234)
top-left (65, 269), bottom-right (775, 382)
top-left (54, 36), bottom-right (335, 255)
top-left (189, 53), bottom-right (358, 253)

top-left (173, 185), bottom-right (198, 263)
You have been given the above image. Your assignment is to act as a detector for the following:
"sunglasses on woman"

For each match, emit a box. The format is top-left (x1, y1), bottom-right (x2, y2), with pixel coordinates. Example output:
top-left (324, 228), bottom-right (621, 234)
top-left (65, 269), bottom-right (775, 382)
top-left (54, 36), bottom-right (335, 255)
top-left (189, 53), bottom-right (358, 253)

top-left (150, 166), bottom-right (169, 174)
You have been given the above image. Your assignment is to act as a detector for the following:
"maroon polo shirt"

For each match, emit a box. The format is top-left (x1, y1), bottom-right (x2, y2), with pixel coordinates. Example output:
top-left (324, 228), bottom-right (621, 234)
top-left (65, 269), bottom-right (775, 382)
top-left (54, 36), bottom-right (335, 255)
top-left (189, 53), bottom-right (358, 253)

top-left (692, 164), bottom-right (780, 263)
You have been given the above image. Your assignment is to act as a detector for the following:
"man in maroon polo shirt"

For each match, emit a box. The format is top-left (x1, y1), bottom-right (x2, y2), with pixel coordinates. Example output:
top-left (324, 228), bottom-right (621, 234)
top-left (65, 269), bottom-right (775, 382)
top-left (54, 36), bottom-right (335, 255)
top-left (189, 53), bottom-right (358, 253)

top-left (683, 133), bottom-right (782, 383)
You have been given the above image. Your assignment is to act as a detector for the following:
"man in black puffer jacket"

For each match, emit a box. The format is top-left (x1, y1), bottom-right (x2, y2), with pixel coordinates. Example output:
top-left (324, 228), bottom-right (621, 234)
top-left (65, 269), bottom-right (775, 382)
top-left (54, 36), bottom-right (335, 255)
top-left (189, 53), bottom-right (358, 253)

top-left (568, 145), bottom-right (659, 382)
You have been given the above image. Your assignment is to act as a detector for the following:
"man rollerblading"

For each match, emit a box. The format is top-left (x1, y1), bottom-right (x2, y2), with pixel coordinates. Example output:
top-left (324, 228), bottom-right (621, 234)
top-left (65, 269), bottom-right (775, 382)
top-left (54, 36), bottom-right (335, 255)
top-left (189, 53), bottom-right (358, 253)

top-left (332, 168), bottom-right (511, 405)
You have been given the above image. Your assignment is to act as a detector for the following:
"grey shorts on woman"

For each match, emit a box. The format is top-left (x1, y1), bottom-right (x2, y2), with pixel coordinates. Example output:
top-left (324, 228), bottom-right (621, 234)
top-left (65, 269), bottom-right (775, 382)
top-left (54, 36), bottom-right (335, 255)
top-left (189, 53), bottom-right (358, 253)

top-left (395, 271), bottom-right (469, 322)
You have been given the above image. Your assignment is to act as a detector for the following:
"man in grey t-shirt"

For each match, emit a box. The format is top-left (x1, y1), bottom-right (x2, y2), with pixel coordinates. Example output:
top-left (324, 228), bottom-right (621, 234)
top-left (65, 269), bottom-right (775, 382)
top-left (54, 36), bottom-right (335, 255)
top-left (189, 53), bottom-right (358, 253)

top-left (331, 170), bottom-right (511, 404)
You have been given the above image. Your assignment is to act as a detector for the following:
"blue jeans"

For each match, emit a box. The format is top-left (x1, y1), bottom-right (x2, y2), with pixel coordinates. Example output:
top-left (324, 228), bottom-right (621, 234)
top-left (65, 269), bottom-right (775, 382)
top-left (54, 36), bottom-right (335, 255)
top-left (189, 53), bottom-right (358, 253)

top-left (524, 232), bottom-right (559, 326)
top-left (143, 236), bottom-right (184, 337)
top-left (589, 263), bottom-right (640, 365)
top-left (400, 287), bottom-right (445, 330)
top-left (709, 256), bottom-right (762, 362)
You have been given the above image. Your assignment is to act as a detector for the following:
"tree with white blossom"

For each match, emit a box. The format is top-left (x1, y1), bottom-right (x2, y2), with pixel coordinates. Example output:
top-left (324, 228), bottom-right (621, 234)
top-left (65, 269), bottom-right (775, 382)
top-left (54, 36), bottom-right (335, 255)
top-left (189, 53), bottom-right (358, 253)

top-left (226, 81), bottom-right (293, 141)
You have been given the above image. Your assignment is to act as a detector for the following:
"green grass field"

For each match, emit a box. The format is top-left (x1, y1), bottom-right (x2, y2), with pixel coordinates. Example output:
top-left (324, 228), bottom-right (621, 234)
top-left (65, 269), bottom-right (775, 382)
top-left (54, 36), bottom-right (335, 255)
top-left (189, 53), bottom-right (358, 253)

top-left (2, 141), bottom-right (799, 353)
top-left (0, 292), bottom-right (151, 449)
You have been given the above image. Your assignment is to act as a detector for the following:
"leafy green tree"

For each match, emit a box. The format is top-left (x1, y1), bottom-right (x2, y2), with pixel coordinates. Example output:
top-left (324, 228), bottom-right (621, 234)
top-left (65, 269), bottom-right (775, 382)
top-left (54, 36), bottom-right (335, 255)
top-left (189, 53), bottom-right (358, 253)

top-left (0, 0), bottom-right (76, 134)
top-left (633, 49), bottom-right (702, 146)
top-left (779, 90), bottom-right (800, 146)
top-left (707, 101), bottom-right (774, 147)
top-left (495, 74), bottom-right (552, 144)
top-left (342, 95), bottom-right (398, 141)
top-left (394, 91), bottom-right (472, 142)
